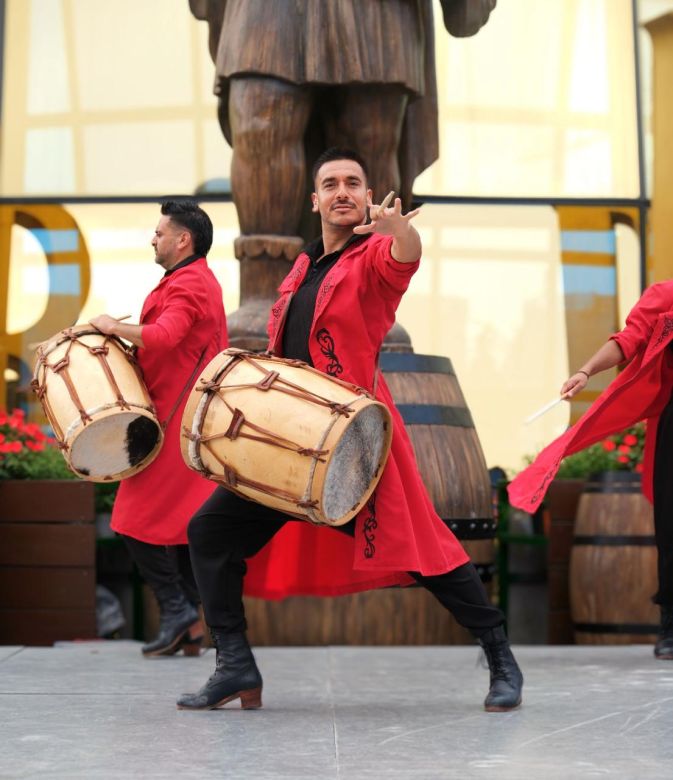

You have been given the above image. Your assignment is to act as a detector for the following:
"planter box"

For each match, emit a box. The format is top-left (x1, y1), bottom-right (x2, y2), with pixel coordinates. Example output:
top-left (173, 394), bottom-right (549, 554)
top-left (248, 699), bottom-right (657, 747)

top-left (0, 480), bottom-right (96, 645)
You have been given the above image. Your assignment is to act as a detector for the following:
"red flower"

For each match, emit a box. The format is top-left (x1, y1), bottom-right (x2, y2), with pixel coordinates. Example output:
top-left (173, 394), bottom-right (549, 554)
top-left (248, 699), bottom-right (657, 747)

top-left (617, 455), bottom-right (629, 464)
top-left (618, 444), bottom-right (632, 454)
top-left (23, 422), bottom-right (46, 440)
top-left (9, 412), bottom-right (25, 429)
top-left (25, 441), bottom-right (45, 452)
top-left (623, 434), bottom-right (638, 445)
top-left (635, 463), bottom-right (645, 473)
top-left (602, 440), bottom-right (617, 451)
top-left (0, 441), bottom-right (22, 453)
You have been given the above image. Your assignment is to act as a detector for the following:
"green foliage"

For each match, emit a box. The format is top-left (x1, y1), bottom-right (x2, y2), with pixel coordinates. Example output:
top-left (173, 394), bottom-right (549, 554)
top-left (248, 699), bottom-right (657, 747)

top-left (553, 422), bottom-right (645, 479)
top-left (1, 408), bottom-right (121, 513)
top-left (94, 481), bottom-right (119, 513)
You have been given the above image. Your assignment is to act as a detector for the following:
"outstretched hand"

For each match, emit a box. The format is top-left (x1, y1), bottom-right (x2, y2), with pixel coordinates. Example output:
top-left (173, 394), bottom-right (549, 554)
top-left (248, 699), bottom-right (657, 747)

top-left (560, 372), bottom-right (588, 399)
top-left (353, 192), bottom-right (420, 237)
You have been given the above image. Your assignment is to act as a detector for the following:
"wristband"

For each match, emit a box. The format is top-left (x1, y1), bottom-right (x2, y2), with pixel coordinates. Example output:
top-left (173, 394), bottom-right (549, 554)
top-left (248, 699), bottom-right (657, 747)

top-left (577, 369), bottom-right (590, 378)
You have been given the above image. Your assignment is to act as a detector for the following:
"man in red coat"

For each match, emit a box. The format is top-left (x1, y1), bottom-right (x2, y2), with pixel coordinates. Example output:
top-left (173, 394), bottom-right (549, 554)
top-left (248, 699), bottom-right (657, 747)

top-left (178, 149), bottom-right (523, 712)
top-left (508, 282), bottom-right (673, 660)
top-left (90, 200), bottom-right (227, 657)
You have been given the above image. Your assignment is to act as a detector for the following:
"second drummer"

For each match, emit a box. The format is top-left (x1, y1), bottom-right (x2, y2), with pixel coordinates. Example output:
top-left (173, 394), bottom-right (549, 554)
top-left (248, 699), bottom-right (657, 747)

top-left (89, 200), bottom-right (227, 657)
top-left (178, 148), bottom-right (523, 713)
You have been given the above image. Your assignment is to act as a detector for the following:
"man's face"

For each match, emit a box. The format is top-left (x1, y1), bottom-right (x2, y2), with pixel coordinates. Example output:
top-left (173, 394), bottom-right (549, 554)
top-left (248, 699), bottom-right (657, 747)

top-left (312, 159), bottom-right (372, 229)
top-left (152, 215), bottom-right (185, 270)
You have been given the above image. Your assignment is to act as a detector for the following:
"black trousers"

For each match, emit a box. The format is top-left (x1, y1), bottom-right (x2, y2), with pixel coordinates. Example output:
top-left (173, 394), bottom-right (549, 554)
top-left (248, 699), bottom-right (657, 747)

top-left (122, 535), bottom-right (200, 607)
top-left (187, 487), bottom-right (505, 638)
top-left (652, 393), bottom-right (673, 605)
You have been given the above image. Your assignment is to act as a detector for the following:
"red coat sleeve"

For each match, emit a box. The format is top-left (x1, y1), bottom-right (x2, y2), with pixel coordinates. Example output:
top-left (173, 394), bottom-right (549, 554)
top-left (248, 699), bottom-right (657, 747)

top-left (142, 275), bottom-right (207, 352)
top-left (610, 283), bottom-right (672, 362)
top-left (364, 235), bottom-right (419, 300)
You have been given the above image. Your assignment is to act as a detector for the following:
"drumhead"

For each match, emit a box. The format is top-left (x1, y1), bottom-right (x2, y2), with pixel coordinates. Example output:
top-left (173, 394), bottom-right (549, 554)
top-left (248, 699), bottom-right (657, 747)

top-left (69, 412), bottom-right (161, 480)
top-left (322, 404), bottom-right (389, 522)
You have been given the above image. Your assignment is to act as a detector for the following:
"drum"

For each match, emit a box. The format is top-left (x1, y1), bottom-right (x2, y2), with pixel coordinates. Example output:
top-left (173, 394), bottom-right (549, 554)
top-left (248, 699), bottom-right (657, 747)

top-left (32, 326), bottom-right (163, 482)
top-left (181, 349), bottom-right (392, 526)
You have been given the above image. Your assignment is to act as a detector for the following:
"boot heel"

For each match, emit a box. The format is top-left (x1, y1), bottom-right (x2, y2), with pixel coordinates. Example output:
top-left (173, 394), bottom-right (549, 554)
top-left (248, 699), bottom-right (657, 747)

top-left (182, 641), bottom-right (201, 657)
top-left (180, 619), bottom-right (204, 656)
top-left (187, 619), bottom-right (204, 642)
top-left (239, 687), bottom-right (262, 709)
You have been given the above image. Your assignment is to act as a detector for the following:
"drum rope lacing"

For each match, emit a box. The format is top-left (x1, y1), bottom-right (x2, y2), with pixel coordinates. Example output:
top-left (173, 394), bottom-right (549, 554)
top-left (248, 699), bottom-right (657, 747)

top-left (31, 328), bottom-right (153, 452)
top-left (190, 352), bottom-right (355, 460)
top-left (185, 351), bottom-right (362, 522)
top-left (184, 398), bottom-right (330, 460)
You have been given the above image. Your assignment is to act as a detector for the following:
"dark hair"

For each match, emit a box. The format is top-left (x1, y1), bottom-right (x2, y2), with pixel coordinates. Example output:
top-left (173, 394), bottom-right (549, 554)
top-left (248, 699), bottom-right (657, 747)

top-left (160, 199), bottom-right (213, 257)
top-left (311, 147), bottom-right (369, 185)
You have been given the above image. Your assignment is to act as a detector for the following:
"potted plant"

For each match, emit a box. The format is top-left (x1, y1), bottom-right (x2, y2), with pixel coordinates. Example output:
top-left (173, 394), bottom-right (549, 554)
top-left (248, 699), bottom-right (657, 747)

top-left (553, 422), bottom-right (645, 478)
top-left (0, 408), bottom-right (96, 645)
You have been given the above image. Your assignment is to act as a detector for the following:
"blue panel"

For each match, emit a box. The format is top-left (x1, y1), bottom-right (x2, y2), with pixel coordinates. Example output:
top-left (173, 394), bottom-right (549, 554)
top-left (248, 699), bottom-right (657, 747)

top-left (30, 228), bottom-right (80, 253)
top-left (48, 264), bottom-right (81, 295)
top-left (561, 230), bottom-right (616, 254)
top-left (562, 264), bottom-right (616, 296)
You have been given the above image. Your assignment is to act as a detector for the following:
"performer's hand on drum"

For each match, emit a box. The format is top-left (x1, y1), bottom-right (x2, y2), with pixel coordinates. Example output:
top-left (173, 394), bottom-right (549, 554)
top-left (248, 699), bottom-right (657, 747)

top-left (561, 371), bottom-right (589, 399)
top-left (89, 314), bottom-right (120, 335)
top-left (90, 314), bottom-right (144, 348)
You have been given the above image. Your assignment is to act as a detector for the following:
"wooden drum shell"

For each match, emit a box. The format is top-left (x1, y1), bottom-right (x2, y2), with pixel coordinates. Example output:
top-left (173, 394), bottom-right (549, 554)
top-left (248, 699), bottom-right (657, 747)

top-left (32, 326), bottom-right (163, 482)
top-left (180, 350), bottom-right (392, 527)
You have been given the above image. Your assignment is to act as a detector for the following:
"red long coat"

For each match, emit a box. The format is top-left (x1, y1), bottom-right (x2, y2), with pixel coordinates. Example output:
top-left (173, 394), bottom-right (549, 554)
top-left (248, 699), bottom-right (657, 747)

top-left (243, 234), bottom-right (469, 598)
top-left (508, 281), bottom-right (673, 514)
top-left (110, 258), bottom-right (228, 545)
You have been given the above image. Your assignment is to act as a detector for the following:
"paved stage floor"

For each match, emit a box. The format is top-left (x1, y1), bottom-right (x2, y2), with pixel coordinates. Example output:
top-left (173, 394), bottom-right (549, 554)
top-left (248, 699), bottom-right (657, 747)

top-left (1, 642), bottom-right (673, 779)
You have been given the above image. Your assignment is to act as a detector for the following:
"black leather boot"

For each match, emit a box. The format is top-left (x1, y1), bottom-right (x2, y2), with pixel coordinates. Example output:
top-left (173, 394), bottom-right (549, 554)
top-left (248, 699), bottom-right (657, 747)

top-left (479, 625), bottom-right (524, 712)
top-left (176, 631), bottom-right (263, 710)
top-left (142, 585), bottom-right (200, 657)
top-left (654, 606), bottom-right (673, 660)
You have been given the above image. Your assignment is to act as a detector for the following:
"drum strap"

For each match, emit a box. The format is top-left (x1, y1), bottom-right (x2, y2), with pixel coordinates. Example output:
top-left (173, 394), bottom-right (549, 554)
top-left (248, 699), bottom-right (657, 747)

top-left (161, 346), bottom-right (208, 431)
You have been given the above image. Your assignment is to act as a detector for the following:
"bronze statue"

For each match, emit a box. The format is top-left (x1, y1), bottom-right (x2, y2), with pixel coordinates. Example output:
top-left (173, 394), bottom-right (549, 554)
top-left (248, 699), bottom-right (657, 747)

top-left (190, 0), bottom-right (496, 347)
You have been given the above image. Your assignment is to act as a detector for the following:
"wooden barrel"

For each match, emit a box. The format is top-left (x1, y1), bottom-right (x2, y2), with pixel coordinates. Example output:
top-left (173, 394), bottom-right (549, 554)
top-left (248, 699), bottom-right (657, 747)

top-left (570, 471), bottom-right (658, 644)
top-left (545, 479), bottom-right (585, 644)
top-left (243, 351), bottom-right (495, 646)
top-left (379, 352), bottom-right (495, 589)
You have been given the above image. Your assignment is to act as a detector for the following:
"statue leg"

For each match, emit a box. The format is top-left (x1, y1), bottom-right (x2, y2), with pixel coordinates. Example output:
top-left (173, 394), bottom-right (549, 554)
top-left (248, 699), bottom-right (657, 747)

top-left (227, 76), bottom-right (313, 349)
top-left (322, 85), bottom-right (413, 353)
top-left (321, 85), bottom-right (409, 206)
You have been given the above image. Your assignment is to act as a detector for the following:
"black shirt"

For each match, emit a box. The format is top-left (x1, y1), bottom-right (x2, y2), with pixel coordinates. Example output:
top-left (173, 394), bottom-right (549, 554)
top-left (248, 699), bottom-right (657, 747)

top-left (282, 234), bottom-right (366, 364)
top-left (164, 253), bottom-right (200, 277)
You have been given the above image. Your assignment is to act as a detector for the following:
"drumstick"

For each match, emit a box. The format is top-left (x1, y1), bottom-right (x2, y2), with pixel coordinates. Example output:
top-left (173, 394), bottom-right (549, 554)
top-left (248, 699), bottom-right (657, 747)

top-left (524, 396), bottom-right (568, 425)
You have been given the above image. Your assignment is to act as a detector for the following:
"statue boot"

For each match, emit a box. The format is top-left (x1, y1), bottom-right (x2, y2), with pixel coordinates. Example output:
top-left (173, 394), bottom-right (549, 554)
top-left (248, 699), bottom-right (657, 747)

top-left (228, 235), bottom-right (304, 351)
